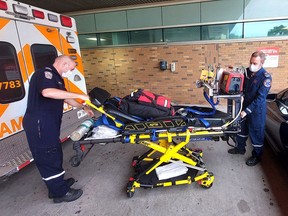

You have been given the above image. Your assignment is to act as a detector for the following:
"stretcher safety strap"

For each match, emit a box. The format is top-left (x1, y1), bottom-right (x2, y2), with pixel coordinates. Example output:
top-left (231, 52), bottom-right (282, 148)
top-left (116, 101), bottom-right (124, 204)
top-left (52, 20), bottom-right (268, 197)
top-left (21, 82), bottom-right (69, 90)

top-left (184, 91), bottom-right (218, 118)
top-left (102, 114), bottom-right (122, 131)
top-left (124, 136), bottom-right (130, 143)
top-left (198, 118), bottom-right (210, 128)
top-left (151, 130), bottom-right (157, 141)
top-left (42, 171), bottom-right (65, 181)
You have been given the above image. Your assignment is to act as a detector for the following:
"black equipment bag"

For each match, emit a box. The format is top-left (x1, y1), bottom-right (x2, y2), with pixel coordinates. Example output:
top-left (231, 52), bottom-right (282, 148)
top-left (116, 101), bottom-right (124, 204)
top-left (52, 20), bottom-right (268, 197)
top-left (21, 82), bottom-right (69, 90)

top-left (89, 87), bottom-right (111, 107)
top-left (119, 89), bottom-right (174, 118)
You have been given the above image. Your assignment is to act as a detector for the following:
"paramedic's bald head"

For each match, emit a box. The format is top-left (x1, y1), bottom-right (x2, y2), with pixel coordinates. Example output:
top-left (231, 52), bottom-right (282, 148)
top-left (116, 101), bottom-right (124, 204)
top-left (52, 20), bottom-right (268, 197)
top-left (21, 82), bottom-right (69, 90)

top-left (53, 55), bottom-right (76, 75)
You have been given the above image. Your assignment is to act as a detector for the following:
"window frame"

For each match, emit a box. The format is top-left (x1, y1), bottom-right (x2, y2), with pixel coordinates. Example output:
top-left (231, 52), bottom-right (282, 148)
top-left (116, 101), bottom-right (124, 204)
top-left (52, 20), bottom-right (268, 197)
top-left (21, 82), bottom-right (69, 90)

top-left (31, 44), bottom-right (58, 71)
top-left (0, 42), bottom-right (25, 104)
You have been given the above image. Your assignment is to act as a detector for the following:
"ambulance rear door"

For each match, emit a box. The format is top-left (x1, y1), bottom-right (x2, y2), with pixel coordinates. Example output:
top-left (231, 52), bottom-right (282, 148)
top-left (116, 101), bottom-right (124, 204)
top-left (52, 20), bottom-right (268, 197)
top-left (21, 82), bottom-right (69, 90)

top-left (16, 21), bottom-right (61, 79)
top-left (0, 17), bottom-right (31, 178)
top-left (15, 21), bottom-right (78, 140)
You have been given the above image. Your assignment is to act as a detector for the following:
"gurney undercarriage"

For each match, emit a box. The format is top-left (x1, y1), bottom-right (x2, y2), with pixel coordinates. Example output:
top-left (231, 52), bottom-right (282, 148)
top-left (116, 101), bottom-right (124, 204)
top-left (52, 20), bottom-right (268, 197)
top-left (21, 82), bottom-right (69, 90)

top-left (69, 66), bottom-right (244, 197)
top-left (71, 118), bottom-right (239, 197)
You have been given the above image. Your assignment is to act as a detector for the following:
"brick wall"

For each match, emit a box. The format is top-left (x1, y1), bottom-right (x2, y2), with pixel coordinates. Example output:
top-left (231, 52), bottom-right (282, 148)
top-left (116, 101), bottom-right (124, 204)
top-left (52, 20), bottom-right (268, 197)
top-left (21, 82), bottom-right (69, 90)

top-left (81, 39), bottom-right (288, 105)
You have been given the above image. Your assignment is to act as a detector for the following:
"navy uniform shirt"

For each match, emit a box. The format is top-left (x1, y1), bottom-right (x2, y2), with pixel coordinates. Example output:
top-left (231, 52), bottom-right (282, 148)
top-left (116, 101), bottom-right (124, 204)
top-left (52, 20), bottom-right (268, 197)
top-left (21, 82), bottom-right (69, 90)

top-left (23, 65), bottom-right (67, 148)
top-left (243, 67), bottom-right (272, 118)
top-left (25, 65), bottom-right (66, 119)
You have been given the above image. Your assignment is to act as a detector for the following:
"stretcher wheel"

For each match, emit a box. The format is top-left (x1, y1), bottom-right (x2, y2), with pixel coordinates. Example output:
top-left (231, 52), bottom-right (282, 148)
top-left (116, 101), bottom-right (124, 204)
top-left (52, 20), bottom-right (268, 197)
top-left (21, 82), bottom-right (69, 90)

top-left (126, 180), bottom-right (135, 198)
top-left (131, 156), bottom-right (139, 168)
top-left (127, 191), bottom-right (134, 198)
top-left (70, 155), bottom-right (81, 167)
top-left (132, 156), bottom-right (139, 162)
top-left (199, 172), bottom-right (214, 189)
top-left (201, 182), bottom-right (213, 189)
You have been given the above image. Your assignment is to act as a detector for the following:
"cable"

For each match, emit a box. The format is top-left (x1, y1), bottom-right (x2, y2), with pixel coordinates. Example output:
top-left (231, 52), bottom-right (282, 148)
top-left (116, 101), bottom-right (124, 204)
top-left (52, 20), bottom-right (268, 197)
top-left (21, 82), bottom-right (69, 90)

top-left (221, 95), bottom-right (244, 129)
top-left (184, 91), bottom-right (219, 116)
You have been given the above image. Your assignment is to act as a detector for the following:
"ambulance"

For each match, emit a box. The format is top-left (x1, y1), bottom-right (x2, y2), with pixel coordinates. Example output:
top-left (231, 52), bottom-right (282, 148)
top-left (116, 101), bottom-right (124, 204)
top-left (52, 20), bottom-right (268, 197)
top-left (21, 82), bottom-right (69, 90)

top-left (0, 0), bottom-right (88, 180)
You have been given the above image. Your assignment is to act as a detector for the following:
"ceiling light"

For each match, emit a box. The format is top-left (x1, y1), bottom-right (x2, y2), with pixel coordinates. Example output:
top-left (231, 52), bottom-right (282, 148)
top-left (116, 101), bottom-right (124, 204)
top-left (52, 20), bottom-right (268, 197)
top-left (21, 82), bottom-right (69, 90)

top-left (87, 37), bottom-right (97, 41)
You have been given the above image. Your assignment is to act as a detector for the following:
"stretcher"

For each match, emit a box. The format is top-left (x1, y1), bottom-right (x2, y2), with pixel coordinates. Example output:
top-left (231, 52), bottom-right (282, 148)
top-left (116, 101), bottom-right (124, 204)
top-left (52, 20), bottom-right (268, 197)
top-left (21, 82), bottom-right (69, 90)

top-left (70, 66), bottom-right (244, 197)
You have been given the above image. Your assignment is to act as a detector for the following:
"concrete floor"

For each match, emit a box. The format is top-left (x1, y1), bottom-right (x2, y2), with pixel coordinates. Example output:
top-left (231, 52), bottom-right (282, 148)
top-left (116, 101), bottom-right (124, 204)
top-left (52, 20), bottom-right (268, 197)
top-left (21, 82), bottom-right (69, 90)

top-left (0, 137), bottom-right (288, 216)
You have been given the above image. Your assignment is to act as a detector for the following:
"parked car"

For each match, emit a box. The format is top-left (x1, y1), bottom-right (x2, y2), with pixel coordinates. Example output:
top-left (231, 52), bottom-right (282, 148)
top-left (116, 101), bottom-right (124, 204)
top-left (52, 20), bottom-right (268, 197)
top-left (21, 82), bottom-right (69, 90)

top-left (265, 88), bottom-right (288, 164)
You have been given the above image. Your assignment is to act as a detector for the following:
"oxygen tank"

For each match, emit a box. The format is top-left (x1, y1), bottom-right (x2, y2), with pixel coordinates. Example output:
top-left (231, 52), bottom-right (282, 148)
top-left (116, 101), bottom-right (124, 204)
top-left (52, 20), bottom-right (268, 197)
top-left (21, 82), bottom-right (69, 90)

top-left (70, 119), bottom-right (94, 141)
top-left (214, 67), bottom-right (224, 93)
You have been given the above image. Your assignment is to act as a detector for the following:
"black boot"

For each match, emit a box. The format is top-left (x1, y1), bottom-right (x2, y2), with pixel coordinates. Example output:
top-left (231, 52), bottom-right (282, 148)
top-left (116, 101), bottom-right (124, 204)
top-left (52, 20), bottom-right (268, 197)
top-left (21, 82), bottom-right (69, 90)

top-left (228, 147), bottom-right (245, 155)
top-left (246, 156), bottom-right (261, 166)
top-left (53, 188), bottom-right (83, 203)
top-left (48, 178), bottom-right (76, 199)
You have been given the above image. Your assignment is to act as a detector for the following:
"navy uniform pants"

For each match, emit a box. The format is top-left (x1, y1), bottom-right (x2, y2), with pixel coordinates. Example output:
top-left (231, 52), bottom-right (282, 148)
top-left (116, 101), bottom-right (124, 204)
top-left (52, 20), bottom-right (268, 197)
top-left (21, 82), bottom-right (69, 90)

top-left (236, 116), bottom-right (265, 158)
top-left (23, 113), bottom-right (69, 198)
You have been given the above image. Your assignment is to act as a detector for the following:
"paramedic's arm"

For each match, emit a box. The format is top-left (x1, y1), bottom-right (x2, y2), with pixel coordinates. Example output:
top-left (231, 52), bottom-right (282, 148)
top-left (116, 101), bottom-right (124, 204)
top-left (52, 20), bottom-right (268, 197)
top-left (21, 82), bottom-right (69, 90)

top-left (42, 88), bottom-right (94, 117)
top-left (42, 88), bottom-right (89, 101)
top-left (65, 98), bottom-right (94, 117)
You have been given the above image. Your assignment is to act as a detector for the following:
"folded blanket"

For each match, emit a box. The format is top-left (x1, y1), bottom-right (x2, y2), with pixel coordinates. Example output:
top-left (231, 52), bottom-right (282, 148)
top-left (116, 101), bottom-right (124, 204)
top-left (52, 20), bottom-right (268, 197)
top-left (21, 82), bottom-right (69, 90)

top-left (155, 161), bottom-right (188, 180)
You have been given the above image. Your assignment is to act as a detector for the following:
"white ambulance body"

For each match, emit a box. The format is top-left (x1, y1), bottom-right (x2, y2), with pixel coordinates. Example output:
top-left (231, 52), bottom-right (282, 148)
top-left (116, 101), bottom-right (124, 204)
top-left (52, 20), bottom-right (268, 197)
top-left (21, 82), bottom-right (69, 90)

top-left (0, 0), bottom-right (88, 180)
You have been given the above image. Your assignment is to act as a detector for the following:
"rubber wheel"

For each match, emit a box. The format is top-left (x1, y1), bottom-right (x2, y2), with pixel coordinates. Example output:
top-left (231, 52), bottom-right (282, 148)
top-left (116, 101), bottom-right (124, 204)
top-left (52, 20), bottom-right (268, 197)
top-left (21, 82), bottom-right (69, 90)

top-left (201, 182), bottom-right (213, 189)
top-left (69, 155), bottom-right (81, 167)
top-left (132, 156), bottom-right (139, 162)
top-left (127, 191), bottom-right (134, 198)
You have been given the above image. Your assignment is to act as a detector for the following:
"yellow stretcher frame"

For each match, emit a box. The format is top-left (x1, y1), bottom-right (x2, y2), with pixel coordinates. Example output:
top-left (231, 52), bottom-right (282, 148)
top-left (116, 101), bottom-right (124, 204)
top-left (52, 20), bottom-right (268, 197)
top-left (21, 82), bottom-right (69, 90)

top-left (124, 128), bottom-right (219, 197)
top-left (82, 98), bottom-right (241, 197)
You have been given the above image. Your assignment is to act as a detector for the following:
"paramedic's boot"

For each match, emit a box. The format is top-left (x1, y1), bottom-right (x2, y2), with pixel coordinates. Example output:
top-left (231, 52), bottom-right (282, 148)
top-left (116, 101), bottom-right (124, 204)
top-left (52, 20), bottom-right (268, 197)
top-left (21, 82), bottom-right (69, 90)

top-left (246, 156), bottom-right (261, 166)
top-left (53, 188), bottom-right (83, 203)
top-left (48, 178), bottom-right (75, 198)
top-left (228, 147), bottom-right (245, 155)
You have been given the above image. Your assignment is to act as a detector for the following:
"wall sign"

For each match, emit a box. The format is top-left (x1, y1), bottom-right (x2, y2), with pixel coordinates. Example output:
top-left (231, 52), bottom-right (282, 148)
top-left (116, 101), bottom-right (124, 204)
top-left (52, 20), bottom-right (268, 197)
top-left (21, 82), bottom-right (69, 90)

top-left (258, 47), bottom-right (279, 68)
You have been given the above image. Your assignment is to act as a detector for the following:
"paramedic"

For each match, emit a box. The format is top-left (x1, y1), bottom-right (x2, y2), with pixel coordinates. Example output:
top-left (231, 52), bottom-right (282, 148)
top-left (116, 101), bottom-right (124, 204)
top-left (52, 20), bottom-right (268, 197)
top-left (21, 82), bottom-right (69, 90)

top-left (23, 55), bottom-right (94, 203)
top-left (228, 51), bottom-right (272, 166)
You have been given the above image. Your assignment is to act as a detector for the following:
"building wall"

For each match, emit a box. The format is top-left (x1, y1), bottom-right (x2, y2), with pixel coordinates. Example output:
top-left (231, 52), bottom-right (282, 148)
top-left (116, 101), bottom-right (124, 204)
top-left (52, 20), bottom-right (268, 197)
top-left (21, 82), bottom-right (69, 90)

top-left (72, 0), bottom-right (288, 33)
top-left (82, 39), bottom-right (287, 106)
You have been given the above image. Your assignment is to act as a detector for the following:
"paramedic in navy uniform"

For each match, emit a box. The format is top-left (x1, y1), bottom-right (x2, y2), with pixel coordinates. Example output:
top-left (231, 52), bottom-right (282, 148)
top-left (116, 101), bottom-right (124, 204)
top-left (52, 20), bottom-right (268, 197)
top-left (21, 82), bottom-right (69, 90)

top-left (228, 51), bottom-right (272, 166)
top-left (23, 55), bottom-right (94, 203)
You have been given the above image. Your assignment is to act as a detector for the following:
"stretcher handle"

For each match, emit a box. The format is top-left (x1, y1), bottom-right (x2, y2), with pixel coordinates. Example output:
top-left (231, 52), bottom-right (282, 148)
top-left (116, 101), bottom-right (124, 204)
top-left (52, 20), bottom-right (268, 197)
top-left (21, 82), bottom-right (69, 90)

top-left (84, 100), bottom-right (123, 127)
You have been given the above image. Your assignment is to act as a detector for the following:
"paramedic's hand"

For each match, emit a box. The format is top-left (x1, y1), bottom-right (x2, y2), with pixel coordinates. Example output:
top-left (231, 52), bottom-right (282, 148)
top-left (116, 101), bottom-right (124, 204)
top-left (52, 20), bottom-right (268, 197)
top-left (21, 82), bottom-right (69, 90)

top-left (79, 94), bottom-right (90, 102)
top-left (83, 106), bottom-right (94, 117)
top-left (240, 111), bottom-right (247, 118)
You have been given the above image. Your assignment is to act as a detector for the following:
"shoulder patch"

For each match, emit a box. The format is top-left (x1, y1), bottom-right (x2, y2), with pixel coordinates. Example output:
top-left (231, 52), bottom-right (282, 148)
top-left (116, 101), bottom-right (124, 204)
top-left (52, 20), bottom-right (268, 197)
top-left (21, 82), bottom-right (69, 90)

top-left (263, 79), bottom-right (271, 88)
top-left (264, 72), bottom-right (271, 78)
top-left (44, 67), bottom-right (52, 71)
top-left (45, 71), bottom-right (53, 79)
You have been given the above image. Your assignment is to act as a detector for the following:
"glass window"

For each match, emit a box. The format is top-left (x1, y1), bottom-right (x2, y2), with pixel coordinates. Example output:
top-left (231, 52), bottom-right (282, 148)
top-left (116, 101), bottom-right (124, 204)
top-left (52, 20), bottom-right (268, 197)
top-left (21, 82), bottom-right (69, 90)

top-left (99, 32), bottom-right (128, 46)
top-left (244, 0), bottom-right (288, 20)
top-left (202, 23), bottom-right (243, 40)
top-left (129, 29), bottom-right (163, 44)
top-left (73, 14), bottom-right (96, 33)
top-left (164, 26), bottom-right (200, 42)
top-left (78, 34), bottom-right (98, 48)
top-left (0, 42), bottom-right (25, 104)
top-left (201, 0), bottom-right (243, 23)
top-left (244, 20), bottom-right (288, 38)
top-left (31, 44), bottom-right (57, 71)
